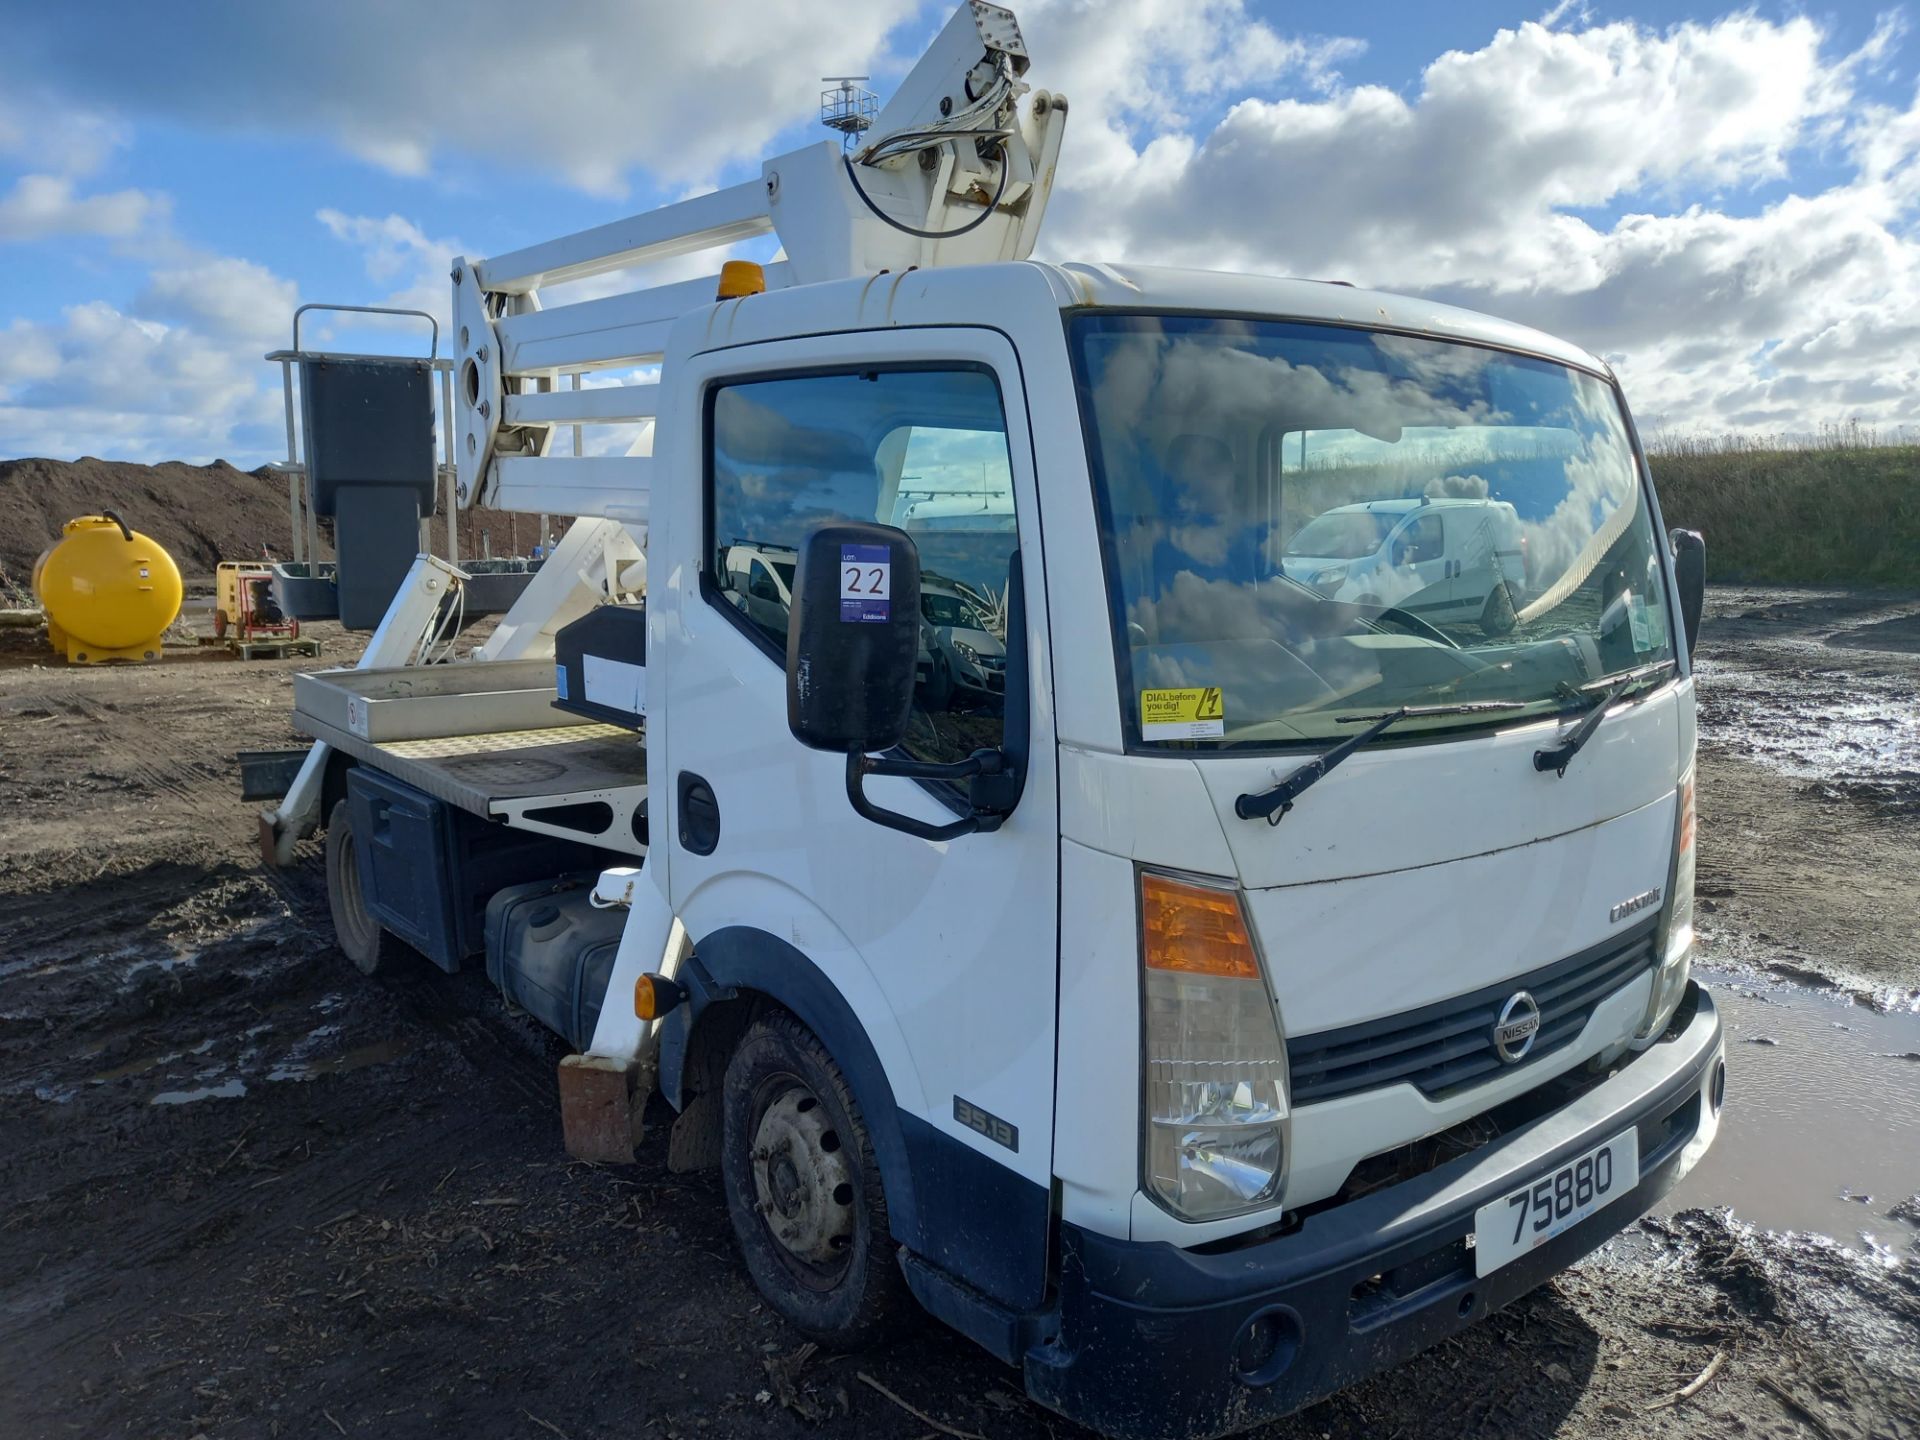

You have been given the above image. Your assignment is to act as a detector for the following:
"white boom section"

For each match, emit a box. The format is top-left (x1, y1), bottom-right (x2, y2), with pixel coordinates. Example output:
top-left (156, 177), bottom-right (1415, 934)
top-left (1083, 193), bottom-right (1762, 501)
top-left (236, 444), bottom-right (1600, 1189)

top-left (450, 1), bottom-right (1064, 516)
top-left (477, 516), bottom-right (646, 663)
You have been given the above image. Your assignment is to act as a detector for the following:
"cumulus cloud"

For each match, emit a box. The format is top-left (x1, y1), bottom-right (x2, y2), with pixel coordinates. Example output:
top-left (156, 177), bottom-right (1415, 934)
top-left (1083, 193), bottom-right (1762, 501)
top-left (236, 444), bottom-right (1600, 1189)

top-left (4, 2), bottom-right (1919, 462)
top-left (136, 257), bottom-right (299, 349)
top-left (316, 209), bottom-right (465, 330)
top-left (0, 89), bottom-right (131, 177)
top-left (6, 0), bottom-right (925, 194)
top-left (1036, 10), bottom-right (1920, 432)
top-left (0, 173), bottom-right (159, 242)
top-left (0, 301), bottom-right (283, 462)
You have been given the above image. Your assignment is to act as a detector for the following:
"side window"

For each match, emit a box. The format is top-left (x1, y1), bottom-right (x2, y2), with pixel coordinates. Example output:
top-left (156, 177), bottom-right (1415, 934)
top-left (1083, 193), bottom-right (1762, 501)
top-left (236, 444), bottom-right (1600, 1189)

top-left (1399, 512), bottom-right (1443, 563)
top-left (709, 368), bottom-right (1019, 764)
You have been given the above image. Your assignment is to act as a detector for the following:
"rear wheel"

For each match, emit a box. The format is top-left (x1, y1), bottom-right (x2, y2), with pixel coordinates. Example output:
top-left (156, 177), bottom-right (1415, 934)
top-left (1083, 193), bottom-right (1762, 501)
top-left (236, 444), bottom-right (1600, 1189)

top-left (720, 1012), bottom-right (907, 1348)
top-left (323, 798), bottom-right (410, 976)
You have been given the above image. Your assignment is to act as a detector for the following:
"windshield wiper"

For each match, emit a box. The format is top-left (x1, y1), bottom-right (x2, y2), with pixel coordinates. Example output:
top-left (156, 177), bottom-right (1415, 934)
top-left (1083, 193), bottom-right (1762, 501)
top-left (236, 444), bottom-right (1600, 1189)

top-left (1533, 659), bottom-right (1676, 777)
top-left (1234, 701), bottom-right (1526, 825)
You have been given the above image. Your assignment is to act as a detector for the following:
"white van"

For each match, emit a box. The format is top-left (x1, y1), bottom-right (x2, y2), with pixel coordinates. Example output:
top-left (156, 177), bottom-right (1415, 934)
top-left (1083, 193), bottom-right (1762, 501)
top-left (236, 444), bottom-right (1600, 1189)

top-left (1282, 497), bottom-right (1527, 631)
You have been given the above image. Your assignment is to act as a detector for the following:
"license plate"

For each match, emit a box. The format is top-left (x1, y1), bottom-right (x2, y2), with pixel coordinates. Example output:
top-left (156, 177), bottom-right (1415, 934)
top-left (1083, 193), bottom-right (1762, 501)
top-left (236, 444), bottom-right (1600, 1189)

top-left (1472, 1129), bottom-right (1639, 1277)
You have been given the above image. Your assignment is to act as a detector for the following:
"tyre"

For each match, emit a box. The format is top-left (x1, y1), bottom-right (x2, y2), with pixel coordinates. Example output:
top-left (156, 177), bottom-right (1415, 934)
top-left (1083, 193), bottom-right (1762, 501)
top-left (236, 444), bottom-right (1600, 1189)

top-left (323, 798), bottom-right (411, 976)
top-left (721, 1011), bottom-right (908, 1348)
top-left (927, 654), bottom-right (954, 710)
top-left (1480, 584), bottom-right (1517, 637)
top-left (212, 608), bottom-right (227, 638)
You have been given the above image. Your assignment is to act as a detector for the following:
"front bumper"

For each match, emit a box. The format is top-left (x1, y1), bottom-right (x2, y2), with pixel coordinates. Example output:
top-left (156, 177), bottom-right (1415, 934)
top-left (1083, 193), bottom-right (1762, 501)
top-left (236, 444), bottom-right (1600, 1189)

top-left (1024, 983), bottom-right (1724, 1440)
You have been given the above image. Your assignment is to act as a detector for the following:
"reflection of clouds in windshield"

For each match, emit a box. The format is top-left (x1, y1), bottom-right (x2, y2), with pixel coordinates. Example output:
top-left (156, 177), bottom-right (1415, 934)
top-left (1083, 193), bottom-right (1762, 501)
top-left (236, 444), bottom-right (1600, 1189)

top-left (1515, 429), bottom-right (1640, 620)
top-left (1424, 472), bottom-right (1492, 499)
top-left (1163, 341), bottom-right (1498, 442)
top-left (1128, 568), bottom-right (1269, 643)
top-left (714, 388), bottom-right (873, 470)
top-left (1370, 332), bottom-right (1503, 391)
top-left (1127, 574), bottom-right (1383, 715)
top-left (1075, 315), bottom-right (1675, 742)
top-left (1508, 371), bottom-right (1640, 613)
top-left (1084, 319), bottom-right (1654, 621)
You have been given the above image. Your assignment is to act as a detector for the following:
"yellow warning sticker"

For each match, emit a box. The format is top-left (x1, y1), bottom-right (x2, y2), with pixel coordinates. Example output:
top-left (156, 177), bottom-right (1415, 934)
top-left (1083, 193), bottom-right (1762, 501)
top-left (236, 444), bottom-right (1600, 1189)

top-left (1140, 687), bottom-right (1225, 741)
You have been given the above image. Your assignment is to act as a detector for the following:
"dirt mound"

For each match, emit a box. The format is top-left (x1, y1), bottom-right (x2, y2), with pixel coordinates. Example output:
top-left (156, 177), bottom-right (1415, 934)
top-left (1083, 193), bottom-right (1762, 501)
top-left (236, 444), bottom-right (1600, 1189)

top-left (0, 456), bottom-right (299, 579)
top-left (0, 456), bottom-right (561, 584)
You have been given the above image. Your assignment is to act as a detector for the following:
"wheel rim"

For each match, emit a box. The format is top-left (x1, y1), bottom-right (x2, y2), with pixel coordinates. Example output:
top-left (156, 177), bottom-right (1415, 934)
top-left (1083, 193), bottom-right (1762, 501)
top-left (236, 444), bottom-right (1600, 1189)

top-left (749, 1077), bottom-right (856, 1287)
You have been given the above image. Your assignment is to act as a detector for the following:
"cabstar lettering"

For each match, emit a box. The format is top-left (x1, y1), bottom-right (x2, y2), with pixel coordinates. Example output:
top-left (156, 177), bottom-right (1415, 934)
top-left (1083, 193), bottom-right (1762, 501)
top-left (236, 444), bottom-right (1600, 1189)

top-left (1609, 887), bottom-right (1662, 923)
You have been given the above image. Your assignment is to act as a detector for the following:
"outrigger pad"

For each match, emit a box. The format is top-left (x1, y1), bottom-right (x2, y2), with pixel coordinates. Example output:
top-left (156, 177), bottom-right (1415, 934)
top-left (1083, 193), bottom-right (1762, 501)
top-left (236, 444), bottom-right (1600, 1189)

top-left (557, 1054), bottom-right (648, 1164)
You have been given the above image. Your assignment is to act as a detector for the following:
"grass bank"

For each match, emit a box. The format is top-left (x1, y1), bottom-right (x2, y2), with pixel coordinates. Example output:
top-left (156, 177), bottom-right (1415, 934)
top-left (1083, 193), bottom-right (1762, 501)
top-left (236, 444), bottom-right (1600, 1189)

top-left (1647, 439), bottom-right (1920, 587)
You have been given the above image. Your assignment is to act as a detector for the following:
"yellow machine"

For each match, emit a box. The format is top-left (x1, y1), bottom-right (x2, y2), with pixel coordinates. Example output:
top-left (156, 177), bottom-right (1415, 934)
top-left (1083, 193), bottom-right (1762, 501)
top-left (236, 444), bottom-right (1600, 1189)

top-left (31, 513), bottom-right (184, 664)
top-left (214, 561), bottom-right (272, 637)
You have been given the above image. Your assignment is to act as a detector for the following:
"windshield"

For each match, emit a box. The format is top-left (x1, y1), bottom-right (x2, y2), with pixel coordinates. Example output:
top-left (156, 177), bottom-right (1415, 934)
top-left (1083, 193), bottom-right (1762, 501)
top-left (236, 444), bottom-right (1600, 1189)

top-left (1284, 510), bottom-right (1396, 560)
top-left (923, 592), bottom-right (989, 629)
top-left (1070, 313), bottom-right (1677, 747)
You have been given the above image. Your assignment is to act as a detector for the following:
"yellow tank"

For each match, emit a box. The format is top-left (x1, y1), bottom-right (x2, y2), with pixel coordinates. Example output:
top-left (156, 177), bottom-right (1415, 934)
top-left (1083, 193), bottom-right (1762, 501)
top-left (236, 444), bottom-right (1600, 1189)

top-left (31, 513), bottom-right (184, 664)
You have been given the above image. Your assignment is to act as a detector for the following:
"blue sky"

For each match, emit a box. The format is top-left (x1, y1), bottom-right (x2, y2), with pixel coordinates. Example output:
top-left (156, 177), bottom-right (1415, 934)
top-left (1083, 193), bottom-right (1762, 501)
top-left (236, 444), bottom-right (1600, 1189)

top-left (2, 0), bottom-right (1915, 463)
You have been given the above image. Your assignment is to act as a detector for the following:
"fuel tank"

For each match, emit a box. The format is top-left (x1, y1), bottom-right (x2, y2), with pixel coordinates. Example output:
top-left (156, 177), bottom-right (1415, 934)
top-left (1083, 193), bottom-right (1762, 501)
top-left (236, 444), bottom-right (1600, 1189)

top-left (31, 513), bottom-right (183, 664)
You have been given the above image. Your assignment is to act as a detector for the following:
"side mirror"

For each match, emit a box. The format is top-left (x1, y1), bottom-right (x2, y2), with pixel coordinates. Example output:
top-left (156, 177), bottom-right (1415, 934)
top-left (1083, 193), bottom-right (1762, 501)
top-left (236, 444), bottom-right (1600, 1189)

top-left (787, 522), bottom-right (922, 754)
top-left (1390, 540), bottom-right (1407, 567)
top-left (786, 521), bottom-right (1019, 843)
top-left (1669, 528), bottom-right (1705, 655)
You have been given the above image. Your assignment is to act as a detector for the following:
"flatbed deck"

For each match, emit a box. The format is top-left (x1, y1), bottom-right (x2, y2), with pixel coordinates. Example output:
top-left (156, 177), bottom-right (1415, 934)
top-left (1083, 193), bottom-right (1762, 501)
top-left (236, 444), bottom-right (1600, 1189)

top-left (293, 660), bottom-right (647, 855)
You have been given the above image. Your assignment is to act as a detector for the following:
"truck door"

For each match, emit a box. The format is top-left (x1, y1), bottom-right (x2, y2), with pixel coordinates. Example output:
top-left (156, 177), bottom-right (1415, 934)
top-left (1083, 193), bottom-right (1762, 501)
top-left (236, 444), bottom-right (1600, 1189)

top-left (656, 328), bottom-right (1059, 1311)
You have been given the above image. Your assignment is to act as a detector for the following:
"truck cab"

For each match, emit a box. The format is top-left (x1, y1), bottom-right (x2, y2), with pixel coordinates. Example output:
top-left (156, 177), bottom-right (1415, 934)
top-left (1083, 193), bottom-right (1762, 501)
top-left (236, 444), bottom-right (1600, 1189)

top-left (263, 10), bottom-right (1724, 1438)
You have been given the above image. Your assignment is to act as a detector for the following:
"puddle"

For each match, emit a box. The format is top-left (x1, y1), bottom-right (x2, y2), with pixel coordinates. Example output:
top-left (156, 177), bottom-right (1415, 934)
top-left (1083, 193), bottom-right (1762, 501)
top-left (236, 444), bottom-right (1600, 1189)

top-left (1694, 656), bottom-right (1920, 781)
top-left (89, 1049), bottom-right (181, 1083)
top-left (1663, 966), bottom-right (1920, 1252)
top-left (267, 1035), bottom-right (415, 1082)
top-left (150, 1078), bottom-right (248, 1105)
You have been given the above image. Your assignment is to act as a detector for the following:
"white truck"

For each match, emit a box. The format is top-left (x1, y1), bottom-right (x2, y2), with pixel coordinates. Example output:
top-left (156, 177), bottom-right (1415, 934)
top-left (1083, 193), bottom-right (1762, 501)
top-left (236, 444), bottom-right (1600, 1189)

top-left (260, 7), bottom-right (1725, 1436)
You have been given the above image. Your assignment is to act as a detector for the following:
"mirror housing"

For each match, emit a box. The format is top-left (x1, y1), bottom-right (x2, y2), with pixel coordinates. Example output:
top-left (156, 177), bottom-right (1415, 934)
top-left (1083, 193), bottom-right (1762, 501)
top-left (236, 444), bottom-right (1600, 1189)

top-left (785, 522), bottom-right (1022, 844)
top-left (787, 522), bottom-right (922, 754)
top-left (1669, 528), bottom-right (1705, 655)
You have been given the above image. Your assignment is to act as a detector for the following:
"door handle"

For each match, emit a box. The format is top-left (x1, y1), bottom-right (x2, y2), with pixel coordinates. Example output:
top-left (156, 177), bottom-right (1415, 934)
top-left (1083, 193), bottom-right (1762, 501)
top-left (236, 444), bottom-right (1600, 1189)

top-left (677, 771), bottom-right (720, 855)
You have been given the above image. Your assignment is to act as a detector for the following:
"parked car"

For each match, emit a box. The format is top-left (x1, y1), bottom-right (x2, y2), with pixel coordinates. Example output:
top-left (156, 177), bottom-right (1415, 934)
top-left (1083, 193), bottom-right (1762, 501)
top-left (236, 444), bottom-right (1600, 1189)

top-left (920, 581), bottom-right (1006, 705)
top-left (720, 542), bottom-right (798, 644)
top-left (1282, 496), bottom-right (1527, 633)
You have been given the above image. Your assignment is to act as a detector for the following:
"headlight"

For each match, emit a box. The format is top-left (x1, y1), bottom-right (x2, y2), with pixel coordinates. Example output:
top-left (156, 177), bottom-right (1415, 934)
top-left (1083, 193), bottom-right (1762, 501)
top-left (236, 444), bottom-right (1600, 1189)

top-left (1638, 768), bottom-right (1695, 1040)
top-left (1140, 871), bottom-right (1289, 1221)
top-left (1311, 564), bottom-right (1348, 589)
top-left (954, 640), bottom-right (979, 662)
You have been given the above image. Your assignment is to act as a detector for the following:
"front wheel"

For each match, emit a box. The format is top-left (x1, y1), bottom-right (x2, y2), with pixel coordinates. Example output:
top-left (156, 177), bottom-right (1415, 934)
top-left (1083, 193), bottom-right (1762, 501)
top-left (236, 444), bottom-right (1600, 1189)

top-left (721, 1012), bottom-right (908, 1348)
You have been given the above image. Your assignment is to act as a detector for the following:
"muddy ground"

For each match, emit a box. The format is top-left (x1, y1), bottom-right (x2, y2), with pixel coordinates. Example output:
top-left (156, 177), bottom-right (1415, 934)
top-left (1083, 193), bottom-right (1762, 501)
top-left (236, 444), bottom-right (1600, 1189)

top-left (1690, 587), bottom-right (1920, 1002)
top-left (2, 590), bottom-right (1918, 1440)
